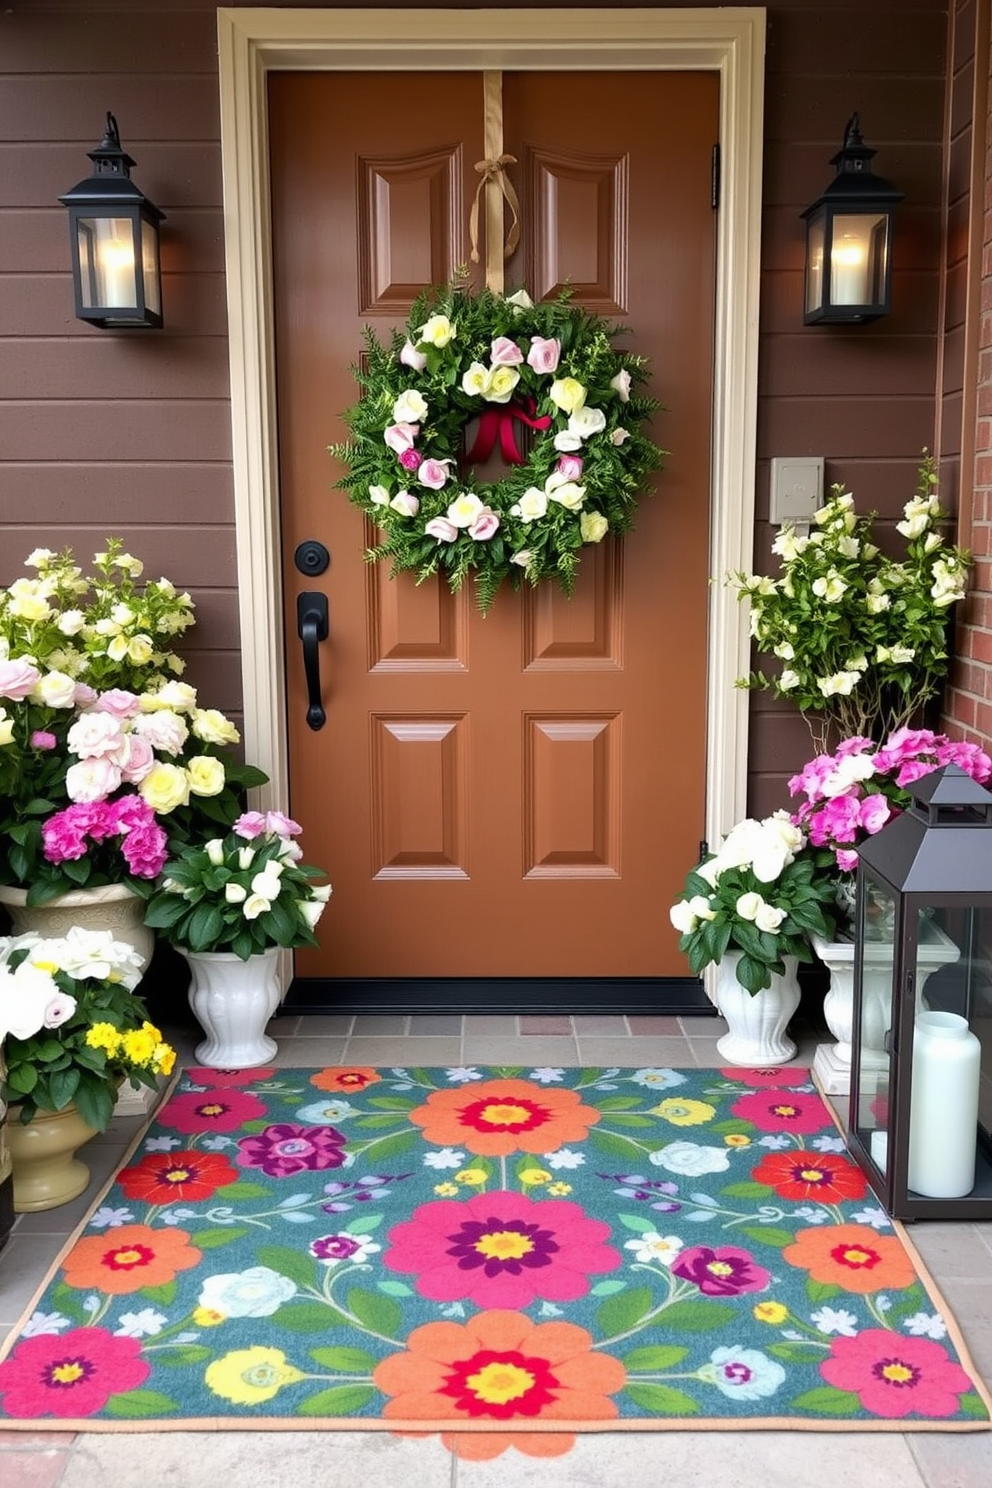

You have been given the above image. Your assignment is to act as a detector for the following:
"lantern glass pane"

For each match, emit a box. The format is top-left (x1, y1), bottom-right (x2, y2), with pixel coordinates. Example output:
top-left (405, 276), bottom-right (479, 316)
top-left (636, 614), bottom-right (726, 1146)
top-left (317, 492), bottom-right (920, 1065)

top-left (141, 219), bottom-right (161, 315)
top-left (854, 877), bottom-right (897, 1176)
top-left (907, 906), bottom-right (992, 1200)
top-left (75, 216), bottom-right (139, 309)
top-left (828, 212), bottom-right (886, 306)
top-left (805, 214), bottom-right (825, 315)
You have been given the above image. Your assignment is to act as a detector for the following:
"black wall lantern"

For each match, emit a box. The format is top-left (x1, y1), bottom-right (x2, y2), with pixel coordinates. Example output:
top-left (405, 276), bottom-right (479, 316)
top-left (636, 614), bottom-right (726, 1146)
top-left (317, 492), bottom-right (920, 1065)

top-left (848, 765), bottom-right (992, 1220)
top-left (59, 113), bottom-right (165, 329)
top-left (801, 114), bottom-right (903, 325)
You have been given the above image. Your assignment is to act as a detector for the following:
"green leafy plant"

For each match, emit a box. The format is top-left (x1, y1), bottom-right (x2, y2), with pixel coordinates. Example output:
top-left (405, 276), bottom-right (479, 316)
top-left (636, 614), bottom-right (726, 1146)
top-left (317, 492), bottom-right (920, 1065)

top-left (730, 453), bottom-right (970, 747)
top-left (330, 280), bottom-right (663, 611)
top-left (0, 928), bottom-right (176, 1130)
top-left (669, 813), bottom-right (836, 993)
top-left (143, 811), bottom-right (331, 960)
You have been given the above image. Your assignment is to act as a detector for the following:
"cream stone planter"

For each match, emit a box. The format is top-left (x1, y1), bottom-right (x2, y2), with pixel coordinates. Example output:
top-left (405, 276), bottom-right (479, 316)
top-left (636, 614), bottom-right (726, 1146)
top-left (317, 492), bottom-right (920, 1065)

top-left (715, 952), bottom-right (802, 1067)
top-left (0, 882), bottom-right (154, 970)
top-left (811, 926), bottom-right (961, 1096)
top-left (182, 947), bottom-right (282, 1068)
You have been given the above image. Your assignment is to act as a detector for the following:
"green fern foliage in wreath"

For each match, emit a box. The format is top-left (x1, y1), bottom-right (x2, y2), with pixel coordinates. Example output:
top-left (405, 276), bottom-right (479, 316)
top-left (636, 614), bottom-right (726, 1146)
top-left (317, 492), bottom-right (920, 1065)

top-left (329, 282), bottom-right (665, 612)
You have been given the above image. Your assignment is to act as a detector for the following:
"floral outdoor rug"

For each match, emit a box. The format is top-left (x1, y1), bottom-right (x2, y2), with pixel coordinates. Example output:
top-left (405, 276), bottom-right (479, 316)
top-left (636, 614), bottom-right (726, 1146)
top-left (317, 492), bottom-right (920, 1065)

top-left (1, 1065), bottom-right (989, 1458)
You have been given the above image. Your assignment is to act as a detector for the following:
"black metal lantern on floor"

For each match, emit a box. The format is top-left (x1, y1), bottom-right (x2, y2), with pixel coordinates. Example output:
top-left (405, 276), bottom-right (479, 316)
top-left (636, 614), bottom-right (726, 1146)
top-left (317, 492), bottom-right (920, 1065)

top-left (801, 114), bottom-right (903, 325)
top-left (59, 113), bottom-right (165, 329)
top-left (848, 765), bottom-right (992, 1220)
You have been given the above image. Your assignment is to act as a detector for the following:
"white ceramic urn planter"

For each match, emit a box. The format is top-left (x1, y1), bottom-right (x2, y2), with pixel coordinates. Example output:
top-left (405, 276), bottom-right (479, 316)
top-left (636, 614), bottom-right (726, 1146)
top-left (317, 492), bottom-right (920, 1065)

top-left (715, 952), bottom-right (801, 1066)
top-left (182, 947), bottom-right (283, 1068)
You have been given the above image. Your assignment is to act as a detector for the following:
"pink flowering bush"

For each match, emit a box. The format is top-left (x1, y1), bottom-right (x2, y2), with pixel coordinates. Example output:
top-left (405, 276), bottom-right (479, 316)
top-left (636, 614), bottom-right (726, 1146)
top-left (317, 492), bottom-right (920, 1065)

top-left (0, 539), bottom-right (267, 902)
top-left (789, 727), bottom-right (992, 885)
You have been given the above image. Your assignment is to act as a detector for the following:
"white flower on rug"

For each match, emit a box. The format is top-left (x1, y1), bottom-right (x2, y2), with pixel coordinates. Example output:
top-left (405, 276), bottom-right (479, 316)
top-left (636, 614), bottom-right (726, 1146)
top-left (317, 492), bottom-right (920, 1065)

top-left (850, 1206), bottom-right (892, 1230)
top-left (699, 1346), bottom-right (786, 1400)
top-left (810, 1306), bottom-right (859, 1337)
top-left (295, 1098), bottom-right (357, 1124)
top-left (649, 1141), bottom-right (730, 1177)
top-left (423, 1148), bottom-right (466, 1169)
top-left (444, 1067), bottom-right (483, 1083)
top-left (115, 1309), bottom-right (168, 1338)
top-left (529, 1067), bottom-right (566, 1084)
top-left (789, 1206), bottom-right (831, 1225)
top-left (624, 1232), bottom-right (684, 1266)
top-left (810, 1134), bottom-right (848, 1154)
top-left (631, 1068), bottom-right (688, 1090)
top-left (903, 1311), bottom-right (948, 1340)
top-left (87, 1205), bottom-right (135, 1229)
top-left (20, 1311), bottom-right (72, 1338)
top-left (144, 1136), bottom-right (182, 1151)
top-left (545, 1147), bottom-right (586, 1170)
top-left (198, 1266), bottom-right (298, 1318)
top-left (757, 1134), bottom-right (792, 1150)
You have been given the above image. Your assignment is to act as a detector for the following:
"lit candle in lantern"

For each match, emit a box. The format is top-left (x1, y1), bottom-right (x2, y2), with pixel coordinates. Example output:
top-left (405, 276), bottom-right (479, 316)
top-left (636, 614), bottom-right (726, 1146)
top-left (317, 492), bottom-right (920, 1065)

top-left (830, 236), bottom-right (868, 306)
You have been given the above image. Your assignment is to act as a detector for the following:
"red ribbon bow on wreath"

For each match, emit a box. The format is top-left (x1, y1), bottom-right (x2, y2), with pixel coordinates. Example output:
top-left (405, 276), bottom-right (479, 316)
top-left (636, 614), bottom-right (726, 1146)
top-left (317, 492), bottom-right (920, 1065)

top-left (464, 396), bottom-right (553, 468)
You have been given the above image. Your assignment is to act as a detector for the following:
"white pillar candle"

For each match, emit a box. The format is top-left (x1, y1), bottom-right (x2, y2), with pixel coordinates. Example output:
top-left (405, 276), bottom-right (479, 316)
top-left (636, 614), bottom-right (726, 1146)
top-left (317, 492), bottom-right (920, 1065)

top-left (870, 1129), bottom-right (889, 1170)
top-left (907, 1011), bottom-right (981, 1199)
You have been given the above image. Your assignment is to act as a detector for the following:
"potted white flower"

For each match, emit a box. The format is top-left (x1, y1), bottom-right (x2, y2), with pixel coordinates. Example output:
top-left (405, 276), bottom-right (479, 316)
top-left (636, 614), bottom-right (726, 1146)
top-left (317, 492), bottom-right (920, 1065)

top-left (142, 811), bottom-right (331, 1068)
top-left (669, 812), bottom-right (836, 1065)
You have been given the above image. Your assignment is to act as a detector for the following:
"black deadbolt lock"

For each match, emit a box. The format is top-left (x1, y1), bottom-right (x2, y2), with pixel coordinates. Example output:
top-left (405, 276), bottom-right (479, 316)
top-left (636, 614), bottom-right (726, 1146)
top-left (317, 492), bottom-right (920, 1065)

top-left (294, 540), bottom-right (330, 576)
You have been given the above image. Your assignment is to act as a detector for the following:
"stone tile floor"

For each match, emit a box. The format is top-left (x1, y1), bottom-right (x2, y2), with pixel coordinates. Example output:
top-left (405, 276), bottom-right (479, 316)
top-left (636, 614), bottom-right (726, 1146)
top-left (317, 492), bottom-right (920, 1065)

top-left (2, 1010), bottom-right (991, 1487)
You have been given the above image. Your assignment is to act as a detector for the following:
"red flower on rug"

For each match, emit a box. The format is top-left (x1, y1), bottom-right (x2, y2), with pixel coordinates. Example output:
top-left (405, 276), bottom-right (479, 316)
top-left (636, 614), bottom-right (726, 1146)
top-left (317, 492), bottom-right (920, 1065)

top-left (751, 1150), bottom-right (868, 1204)
top-left (410, 1079), bottom-right (602, 1156)
top-left (157, 1088), bottom-right (268, 1134)
top-left (185, 1066), bottom-right (277, 1087)
top-left (61, 1224), bottom-right (201, 1296)
top-left (115, 1149), bottom-right (240, 1205)
top-left (730, 1090), bottom-right (828, 1135)
top-left (0, 1327), bottom-right (149, 1418)
top-left (383, 1190), bottom-right (621, 1308)
top-left (310, 1066), bottom-right (382, 1093)
top-left (236, 1122), bottom-right (348, 1177)
top-left (720, 1067), bottom-right (809, 1088)
top-left (670, 1244), bottom-right (771, 1296)
top-left (782, 1224), bottom-right (917, 1294)
top-left (820, 1328), bottom-right (975, 1418)
top-left (374, 1308), bottom-right (626, 1460)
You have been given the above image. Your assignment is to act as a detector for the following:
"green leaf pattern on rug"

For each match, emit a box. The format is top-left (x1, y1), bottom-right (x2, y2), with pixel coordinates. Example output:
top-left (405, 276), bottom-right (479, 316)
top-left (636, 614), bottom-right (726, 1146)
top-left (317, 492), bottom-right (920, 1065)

top-left (0, 1063), bottom-right (987, 1454)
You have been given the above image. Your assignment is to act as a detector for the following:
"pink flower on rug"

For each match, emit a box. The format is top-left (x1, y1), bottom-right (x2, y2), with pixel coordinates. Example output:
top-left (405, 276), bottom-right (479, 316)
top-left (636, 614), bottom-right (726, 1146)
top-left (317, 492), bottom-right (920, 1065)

top-left (730, 1090), bottom-right (829, 1135)
top-left (157, 1087), bottom-right (268, 1134)
top-left (0, 1327), bottom-right (149, 1418)
top-left (185, 1066), bottom-right (277, 1087)
top-left (820, 1329), bottom-right (975, 1418)
top-left (719, 1067), bottom-right (808, 1088)
top-left (670, 1244), bottom-right (771, 1296)
top-left (383, 1191), bottom-right (621, 1308)
top-left (237, 1122), bottom-right (348, 1177)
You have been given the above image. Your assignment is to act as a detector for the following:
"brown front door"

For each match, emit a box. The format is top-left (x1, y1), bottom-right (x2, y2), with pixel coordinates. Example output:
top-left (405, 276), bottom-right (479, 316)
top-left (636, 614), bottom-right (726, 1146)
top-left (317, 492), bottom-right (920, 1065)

top-left (268, 70), bottom-right (717, 1005)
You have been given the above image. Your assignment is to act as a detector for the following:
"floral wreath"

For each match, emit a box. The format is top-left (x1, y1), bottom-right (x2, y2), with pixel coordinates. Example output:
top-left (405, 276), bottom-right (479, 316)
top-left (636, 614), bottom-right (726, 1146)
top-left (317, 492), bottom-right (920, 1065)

top-left (330, 283), bottom-right (664, 611)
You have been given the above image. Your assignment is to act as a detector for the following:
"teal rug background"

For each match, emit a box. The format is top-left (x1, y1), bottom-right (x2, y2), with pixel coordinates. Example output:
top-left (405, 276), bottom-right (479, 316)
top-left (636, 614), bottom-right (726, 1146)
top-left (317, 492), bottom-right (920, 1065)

top-left (0, 1063), bottom-right (988, 1443)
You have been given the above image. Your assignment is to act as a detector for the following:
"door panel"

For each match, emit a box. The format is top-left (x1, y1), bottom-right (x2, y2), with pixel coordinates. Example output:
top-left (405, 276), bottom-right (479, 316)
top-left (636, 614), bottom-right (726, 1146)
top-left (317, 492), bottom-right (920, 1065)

top-left (268, 70), bottom-right (717, 990)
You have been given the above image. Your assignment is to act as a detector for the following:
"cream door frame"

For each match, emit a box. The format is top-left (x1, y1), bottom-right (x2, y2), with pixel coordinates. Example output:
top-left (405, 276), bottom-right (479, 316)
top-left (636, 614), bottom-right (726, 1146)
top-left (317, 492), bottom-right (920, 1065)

top-left (217, 6), bottom-right (765, 866)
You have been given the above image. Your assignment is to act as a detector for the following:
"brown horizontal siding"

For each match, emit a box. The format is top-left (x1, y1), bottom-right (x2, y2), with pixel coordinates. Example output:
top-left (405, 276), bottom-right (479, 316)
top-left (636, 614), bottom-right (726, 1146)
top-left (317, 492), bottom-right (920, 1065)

top-left (0, 0), bottom-right (957, 801)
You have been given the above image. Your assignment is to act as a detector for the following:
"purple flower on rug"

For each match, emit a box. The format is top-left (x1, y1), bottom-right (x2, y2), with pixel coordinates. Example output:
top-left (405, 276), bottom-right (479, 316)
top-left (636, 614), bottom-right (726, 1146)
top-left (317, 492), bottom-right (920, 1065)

top-left (310, 1232), bottom-right (382, 1266)
top-left (236, 1123), bottom-right (348, 1177)
top-left (670, 1244), bottom-right (771, 1297)
top-left (383, 1190), bottom-right (621, 1309)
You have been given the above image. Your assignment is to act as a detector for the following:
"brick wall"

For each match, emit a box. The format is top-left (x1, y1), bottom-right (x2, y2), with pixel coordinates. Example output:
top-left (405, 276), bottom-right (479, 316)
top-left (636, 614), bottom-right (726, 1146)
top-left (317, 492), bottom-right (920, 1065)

top-left (945, 1), bottom-right (992, 747)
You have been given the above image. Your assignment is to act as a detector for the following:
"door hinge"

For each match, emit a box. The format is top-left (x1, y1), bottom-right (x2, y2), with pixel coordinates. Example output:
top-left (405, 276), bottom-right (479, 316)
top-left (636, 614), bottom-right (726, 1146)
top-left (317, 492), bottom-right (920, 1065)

top-left (711, 144), bottom-right (720, 210)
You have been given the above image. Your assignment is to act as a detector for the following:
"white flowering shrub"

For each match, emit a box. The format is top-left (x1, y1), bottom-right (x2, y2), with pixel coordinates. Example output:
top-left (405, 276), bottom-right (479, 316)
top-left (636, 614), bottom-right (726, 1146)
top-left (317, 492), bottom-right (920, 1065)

top-left (730, 454), bottom-right (970, 744)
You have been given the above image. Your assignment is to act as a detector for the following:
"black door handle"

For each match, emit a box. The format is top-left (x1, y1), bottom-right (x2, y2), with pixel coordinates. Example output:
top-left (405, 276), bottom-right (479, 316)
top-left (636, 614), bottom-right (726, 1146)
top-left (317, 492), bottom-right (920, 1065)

top-left (296, 591), bottom-right (329, 731)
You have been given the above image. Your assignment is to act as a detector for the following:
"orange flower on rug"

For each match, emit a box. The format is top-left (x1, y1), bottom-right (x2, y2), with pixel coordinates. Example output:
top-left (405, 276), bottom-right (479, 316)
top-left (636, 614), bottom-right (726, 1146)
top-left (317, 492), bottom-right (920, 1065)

top-left (409, 1077), bottom-right (602, 1155)
top-left (375, 1309), bottom-right (625, 1460)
